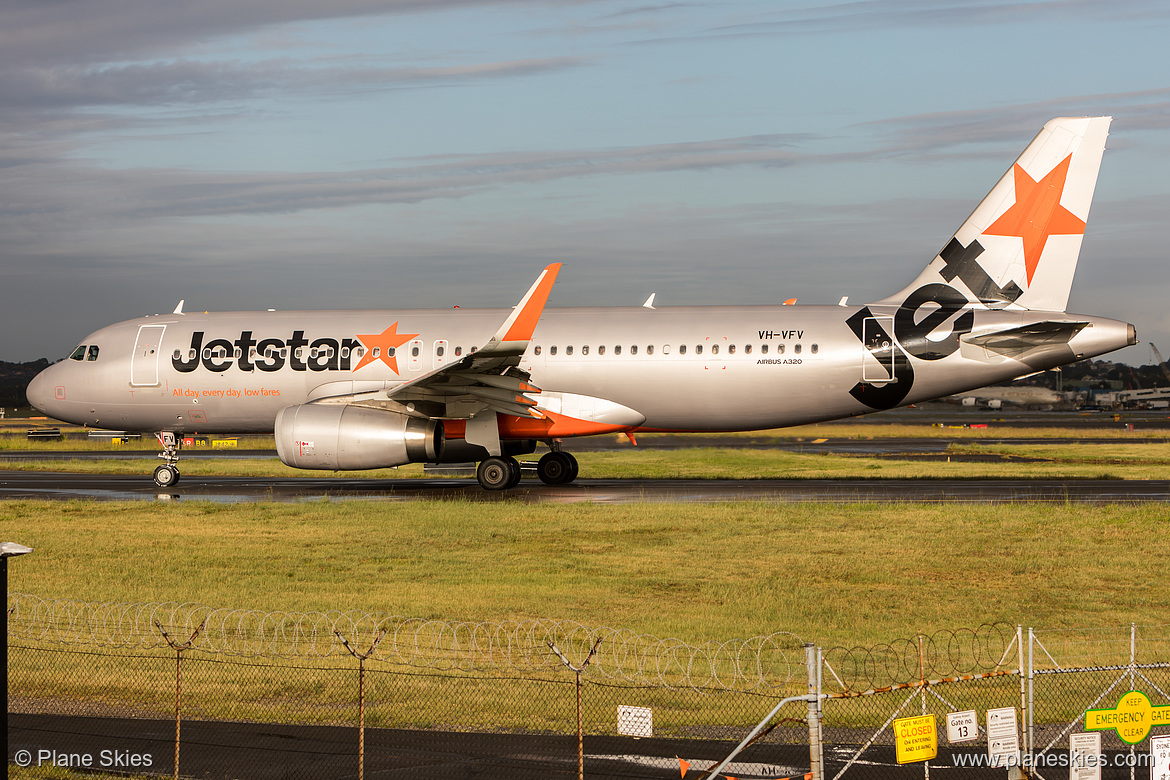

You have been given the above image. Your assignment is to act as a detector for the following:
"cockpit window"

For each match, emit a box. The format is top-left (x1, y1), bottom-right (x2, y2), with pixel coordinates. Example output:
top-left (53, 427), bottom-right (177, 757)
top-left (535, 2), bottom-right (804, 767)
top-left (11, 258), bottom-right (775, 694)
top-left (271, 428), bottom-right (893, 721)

top-left (86, 345), bottom-right (100, 361)
top-left (69, 346), bottom-right (86, 361)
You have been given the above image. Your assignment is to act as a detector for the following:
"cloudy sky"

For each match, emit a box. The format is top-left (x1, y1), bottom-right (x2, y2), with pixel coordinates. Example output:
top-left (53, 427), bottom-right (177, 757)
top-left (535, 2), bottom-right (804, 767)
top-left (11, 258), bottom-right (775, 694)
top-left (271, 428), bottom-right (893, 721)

top-left (3, 0), bottom-right (1169, 365)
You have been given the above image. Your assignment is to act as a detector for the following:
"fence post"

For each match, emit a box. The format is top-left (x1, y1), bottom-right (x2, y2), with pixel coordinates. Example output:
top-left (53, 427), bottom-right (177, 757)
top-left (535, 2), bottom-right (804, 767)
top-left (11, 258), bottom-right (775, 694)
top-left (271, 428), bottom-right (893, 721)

top-left (1026, 625), bottom-right (1034, 761)
top-left (335, 628), bottom-right (388, 780)
top-left (155, 619), bottom-right (206, 780)
top-left (805, 643), bottom-right (823, 780)
top-left (549, 638), bottom-right (602, 780)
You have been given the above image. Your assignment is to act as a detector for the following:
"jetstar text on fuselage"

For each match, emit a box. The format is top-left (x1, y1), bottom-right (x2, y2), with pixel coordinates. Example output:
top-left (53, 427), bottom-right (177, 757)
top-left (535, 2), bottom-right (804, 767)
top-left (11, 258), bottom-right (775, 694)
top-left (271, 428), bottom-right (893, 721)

top-left (173, 330), bottom-right (376, 373)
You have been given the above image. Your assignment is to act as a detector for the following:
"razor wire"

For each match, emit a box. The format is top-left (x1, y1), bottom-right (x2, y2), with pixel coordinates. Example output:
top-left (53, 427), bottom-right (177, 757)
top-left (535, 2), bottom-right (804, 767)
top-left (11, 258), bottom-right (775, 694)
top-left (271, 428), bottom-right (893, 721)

top-left (821, 623), bottom-right (1015, 691)
top-left (7, 593), bottom-right (804, 692)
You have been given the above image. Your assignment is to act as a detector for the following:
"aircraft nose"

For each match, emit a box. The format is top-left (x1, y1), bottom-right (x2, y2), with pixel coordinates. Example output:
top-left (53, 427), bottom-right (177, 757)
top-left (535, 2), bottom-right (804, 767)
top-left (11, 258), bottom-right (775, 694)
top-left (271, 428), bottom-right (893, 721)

top-left (26, 366), bottom-right (53, 415)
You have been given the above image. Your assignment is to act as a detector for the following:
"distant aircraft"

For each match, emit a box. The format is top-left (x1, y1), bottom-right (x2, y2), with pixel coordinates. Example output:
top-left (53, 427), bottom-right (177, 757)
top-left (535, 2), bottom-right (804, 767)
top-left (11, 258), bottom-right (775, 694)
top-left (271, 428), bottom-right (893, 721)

top-left (956, 386), bottom-right (1065, 410)
top-left (27, 117), bottom-right (1137, 489)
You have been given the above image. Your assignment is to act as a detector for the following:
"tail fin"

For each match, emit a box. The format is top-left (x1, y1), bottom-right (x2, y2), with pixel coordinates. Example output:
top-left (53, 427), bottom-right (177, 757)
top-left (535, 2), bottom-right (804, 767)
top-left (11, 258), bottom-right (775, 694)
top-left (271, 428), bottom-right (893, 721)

top-left (881, 116), bottom-right (1111, 312)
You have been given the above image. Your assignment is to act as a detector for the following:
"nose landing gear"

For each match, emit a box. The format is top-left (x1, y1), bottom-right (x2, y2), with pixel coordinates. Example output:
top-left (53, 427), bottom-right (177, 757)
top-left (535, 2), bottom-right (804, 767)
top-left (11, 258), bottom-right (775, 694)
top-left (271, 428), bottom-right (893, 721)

top-left (153, 431), bottom-right (182, 487)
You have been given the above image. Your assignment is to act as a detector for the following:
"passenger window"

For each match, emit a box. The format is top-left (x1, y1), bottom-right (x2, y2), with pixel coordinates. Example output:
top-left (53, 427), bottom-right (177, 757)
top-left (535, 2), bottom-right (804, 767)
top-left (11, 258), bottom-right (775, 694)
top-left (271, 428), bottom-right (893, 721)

top-left (202, 348), bottom-right (212, 360)
top-left (777, 344), bottom-right (785, 354)
top-left (387, 347), bottom-right (395, 357)
top-left (566, 346), bottom-right (573, 355)
top-left (695, 345), bottom-right (703, 355)
top-left (647, 345), bottom-right (654, 355)
top-left (550, 346), bottom-right (557, 356)
top-left (811, 344), bottom-right (818, 354)
top-left (679, 345), bottom-right (686, 355)
top-left (662, 345), bottom-right (669, 355)
top-left (70, 346), bottom-right (86, 361)
top-left (711, 344), bottom-right (719, 355)
top-left (729, 345), bottom-right (736, 354)
top-left (630, 345), bottom-right (637, 355)
top-left (437, 345), bottom-right (445, 357)
top-left (172, 350), bottom-right (182, 360)
top-left (533, 346), bottom-right (541, 356)
top-left (341, 346), bottom-right (350, 358)
top-left (455, 347), bottom-right (462, 356)
top-left (745, 344), bottom-right (752, 354)
top-left (582, 346), bottom-right (590, 356)
top-left (411, 346), bottom-right (419, 357)
top-left (761, 344), bottom-right (769, 354)
top-left (372, 347), bottom-right (380, 358)
top-left (599, 346), bottom-right (606, 355)
top-left (794, 344), bottom-right (801, 354)
top-left (87, 346), bottom-right (99, 361)
top-left (309, 348), bottom-right (318, 359)
top-left (614, 345), bottom-right (621, 355)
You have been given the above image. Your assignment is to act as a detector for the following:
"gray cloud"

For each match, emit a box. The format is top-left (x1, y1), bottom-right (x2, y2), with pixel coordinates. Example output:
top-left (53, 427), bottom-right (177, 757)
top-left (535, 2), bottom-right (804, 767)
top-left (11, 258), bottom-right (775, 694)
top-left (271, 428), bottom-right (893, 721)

top-left (0, 134), bottom-right (815, 225)
top-left (700, 0), bottom-right (1170, 39)
top-left (0, 0), bottom-right (597, 68)
top-left (0, 56), bottom-right (588, 110)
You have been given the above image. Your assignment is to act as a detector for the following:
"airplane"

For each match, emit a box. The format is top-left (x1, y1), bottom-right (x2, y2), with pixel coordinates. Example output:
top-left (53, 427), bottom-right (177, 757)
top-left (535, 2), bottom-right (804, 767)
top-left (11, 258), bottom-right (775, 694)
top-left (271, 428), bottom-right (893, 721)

top-left (26, 117), bottom-right (1137, 490)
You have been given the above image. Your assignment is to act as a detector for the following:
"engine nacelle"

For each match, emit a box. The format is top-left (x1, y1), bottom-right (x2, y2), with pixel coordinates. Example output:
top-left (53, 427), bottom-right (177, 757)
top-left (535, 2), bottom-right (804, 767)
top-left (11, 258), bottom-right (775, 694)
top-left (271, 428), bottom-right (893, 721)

top-left (274, 404), bottom-right (443, 470)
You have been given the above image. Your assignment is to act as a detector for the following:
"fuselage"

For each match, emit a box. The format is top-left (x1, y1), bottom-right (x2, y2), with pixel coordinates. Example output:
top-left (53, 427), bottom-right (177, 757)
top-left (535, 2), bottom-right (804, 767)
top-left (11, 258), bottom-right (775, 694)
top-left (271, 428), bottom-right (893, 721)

top-left (26, 303), bottom-right (1136, 437)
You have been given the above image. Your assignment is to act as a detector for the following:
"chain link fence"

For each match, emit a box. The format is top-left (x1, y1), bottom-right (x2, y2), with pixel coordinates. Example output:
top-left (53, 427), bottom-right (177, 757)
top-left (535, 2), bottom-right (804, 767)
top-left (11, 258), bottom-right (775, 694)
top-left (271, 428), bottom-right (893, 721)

top-left (7, 595), bottom-right (1170, 779)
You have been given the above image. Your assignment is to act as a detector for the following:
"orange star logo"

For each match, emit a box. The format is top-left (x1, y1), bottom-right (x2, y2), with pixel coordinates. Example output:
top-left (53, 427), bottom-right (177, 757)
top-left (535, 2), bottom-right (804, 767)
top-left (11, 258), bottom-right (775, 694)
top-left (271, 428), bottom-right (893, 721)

top-left (353, 322), bottom-right (419, 373)
top-left (983, 154), bottom-right (1085, 286)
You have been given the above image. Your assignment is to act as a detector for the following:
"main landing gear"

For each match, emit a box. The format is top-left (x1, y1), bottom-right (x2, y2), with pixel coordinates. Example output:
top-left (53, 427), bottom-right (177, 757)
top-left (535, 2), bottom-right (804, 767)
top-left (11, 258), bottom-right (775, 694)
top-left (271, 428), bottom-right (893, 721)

top-left (474, 451), bottom-right (579, 491)
top-left (153, 431), bottom-right (182, 487)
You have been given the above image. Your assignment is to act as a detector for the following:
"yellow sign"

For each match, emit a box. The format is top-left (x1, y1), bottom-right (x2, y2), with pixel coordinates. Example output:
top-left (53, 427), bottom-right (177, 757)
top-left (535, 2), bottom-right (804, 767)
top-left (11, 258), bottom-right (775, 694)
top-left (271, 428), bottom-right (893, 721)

top-left (895, 714), bottom-right (938, 764)
top-left (1085, 691), bottom-right (1170, 744)
top-left (211, 439), bottom-right (238, 449)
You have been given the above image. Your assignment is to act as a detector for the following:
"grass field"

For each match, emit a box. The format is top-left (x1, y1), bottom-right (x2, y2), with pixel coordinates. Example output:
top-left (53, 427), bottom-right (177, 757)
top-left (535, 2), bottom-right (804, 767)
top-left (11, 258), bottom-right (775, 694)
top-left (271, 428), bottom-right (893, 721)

top-left (4, 440), bottom-right (1170, 481)
top-left (3, 499), bottom-right (1168, 648)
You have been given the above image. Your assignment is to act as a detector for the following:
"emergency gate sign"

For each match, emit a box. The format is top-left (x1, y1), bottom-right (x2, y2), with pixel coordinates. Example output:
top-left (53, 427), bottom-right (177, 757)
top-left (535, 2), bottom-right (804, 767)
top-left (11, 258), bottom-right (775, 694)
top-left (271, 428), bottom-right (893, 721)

top-left (894, 715), bottom-right (937, 764)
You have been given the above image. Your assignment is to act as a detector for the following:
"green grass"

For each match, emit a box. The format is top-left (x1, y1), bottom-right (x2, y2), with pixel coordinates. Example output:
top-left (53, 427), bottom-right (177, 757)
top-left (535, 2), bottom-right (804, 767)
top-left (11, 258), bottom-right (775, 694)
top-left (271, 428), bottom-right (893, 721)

top-left (4, 500), bottom-right (1169, 648)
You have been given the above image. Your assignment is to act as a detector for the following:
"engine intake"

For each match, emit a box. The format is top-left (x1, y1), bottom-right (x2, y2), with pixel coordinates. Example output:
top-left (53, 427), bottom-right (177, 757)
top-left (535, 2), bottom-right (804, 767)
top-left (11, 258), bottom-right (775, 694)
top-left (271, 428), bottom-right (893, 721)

top-left (274, 404), bottom-right (443, 470)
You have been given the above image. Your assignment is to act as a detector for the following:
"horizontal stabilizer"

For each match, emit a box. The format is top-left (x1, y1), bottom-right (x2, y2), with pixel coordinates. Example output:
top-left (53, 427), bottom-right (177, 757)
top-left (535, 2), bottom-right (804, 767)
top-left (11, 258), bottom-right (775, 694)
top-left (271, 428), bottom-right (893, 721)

top-left (961, 320), bottom-right (1087, 359)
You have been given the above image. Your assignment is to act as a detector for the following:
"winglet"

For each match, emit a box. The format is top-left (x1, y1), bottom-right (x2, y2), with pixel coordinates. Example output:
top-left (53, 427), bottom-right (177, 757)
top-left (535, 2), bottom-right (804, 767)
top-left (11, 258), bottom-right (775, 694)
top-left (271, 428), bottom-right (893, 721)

top-left (480, 264), bottom-right (561, 355)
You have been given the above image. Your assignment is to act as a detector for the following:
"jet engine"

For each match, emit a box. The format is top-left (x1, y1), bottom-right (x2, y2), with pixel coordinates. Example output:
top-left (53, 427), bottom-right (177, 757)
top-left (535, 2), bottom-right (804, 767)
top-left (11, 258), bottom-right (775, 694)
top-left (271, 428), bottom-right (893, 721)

top-left (274, 404), bottom-right (443, 470)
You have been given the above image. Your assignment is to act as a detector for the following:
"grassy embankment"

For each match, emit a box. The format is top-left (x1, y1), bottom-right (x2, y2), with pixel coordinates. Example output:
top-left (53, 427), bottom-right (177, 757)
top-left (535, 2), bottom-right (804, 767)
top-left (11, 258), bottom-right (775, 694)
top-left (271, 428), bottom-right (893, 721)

top-left (4, 499), bottom-right (1167, 647)
top-left (4, 499), bottom-right (1167, 730)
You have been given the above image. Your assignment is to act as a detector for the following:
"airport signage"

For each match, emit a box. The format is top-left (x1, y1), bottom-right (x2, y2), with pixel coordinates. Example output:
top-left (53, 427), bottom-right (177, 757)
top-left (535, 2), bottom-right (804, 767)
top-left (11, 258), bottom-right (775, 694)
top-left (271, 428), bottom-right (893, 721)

top-left (894, 714), bottom-right (937, 764)
top-left (986, 707), bottom-right (1020, 767)
top-left (946, 710), bottom-right (978, 743)
top-left (1085, 690), bottom-right (1170, 744)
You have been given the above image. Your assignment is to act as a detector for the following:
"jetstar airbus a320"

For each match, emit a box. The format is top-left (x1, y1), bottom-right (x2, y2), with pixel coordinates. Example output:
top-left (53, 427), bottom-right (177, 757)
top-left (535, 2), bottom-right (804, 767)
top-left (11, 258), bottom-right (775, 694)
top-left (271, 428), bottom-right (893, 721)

top-left (27, 117), bottom-right (1137, 490)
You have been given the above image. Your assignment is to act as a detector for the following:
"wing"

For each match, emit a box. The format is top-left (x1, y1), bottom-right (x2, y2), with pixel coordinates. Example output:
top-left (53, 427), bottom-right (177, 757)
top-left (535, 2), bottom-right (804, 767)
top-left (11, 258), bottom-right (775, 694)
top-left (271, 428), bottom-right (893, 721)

top-left (316, 264), bottom-right (560, 420)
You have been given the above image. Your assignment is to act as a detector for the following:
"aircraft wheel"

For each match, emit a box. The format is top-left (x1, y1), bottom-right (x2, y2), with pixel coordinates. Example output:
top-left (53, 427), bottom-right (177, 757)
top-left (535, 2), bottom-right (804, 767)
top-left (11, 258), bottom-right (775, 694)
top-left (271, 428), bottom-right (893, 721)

top-left (477, 457), bottom-right (517, 491)
top-left (153, 465), bottom-right (180, 488)
top-left (537, 452), bottom-right (576, 485)
top-left (504, 456), bottom-right (523, 489)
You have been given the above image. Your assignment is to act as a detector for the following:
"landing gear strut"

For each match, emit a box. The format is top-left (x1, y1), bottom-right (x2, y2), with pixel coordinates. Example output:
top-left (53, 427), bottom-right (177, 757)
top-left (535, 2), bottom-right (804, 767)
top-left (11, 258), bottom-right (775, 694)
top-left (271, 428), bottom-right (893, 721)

top-left (154, 431), bottom-right (182, 487)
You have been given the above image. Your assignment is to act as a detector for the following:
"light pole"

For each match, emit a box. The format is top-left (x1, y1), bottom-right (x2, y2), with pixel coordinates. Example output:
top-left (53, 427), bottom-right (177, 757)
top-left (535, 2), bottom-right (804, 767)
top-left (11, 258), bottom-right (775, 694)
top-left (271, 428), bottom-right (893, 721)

top-left (2, 542), bottom-right (32, 770)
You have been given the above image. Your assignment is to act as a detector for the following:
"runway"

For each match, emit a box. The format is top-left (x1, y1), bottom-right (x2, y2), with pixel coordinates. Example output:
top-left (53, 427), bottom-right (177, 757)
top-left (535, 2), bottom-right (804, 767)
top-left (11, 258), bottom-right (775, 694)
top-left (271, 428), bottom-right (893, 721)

top-left (2, 470), bottom-right (1167, 503)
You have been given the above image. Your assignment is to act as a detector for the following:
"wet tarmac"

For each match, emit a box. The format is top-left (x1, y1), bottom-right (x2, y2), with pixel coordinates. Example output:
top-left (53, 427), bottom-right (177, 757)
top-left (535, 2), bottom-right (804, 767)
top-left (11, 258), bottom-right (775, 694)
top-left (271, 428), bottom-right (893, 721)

top-left (1, 470), bottom-right (1166, 503)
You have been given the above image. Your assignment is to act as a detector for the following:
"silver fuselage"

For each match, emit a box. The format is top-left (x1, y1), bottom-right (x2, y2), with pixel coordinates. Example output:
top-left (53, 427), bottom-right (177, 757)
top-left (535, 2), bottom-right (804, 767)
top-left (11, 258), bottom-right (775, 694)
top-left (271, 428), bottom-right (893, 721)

top-left (26, 304), bottom-right (1135, 436)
